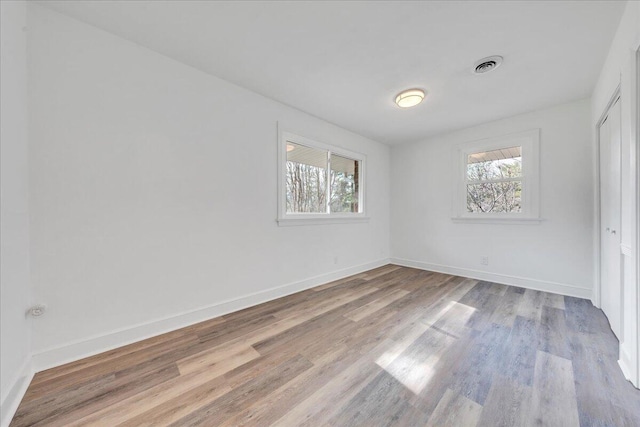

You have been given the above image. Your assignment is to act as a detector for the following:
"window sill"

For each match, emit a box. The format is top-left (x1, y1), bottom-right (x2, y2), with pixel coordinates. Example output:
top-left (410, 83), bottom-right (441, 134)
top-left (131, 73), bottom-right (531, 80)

top-left (277, 216), bottom-right (370, 227)
top-left (451, 216), bottom-right (544, 225)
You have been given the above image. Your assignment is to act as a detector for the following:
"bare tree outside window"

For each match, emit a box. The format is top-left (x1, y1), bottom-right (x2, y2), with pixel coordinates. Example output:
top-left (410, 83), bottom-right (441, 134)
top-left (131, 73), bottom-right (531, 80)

top-left (330, 154), bottom-right (358, 213)
top-left (285, 142), bottom-right (360, 214)
top-left (466, 146), bottom-right (522, 213)
top-left (286, 161), bottom-right (327, 213)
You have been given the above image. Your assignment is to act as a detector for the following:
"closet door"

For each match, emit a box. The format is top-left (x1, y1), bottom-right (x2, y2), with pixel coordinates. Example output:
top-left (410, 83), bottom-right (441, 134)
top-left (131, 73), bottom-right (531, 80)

top-left (600, 96), bottom-right (622, 338)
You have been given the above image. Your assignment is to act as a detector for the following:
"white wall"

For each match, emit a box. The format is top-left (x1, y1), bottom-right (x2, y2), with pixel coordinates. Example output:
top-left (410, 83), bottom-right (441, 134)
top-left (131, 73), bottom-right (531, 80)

top-left (591, 0), bottom-right (640, 387)
top-left (0, 1), bottom-right (33, 425)
top-left (27, 4), bottom-right (390, 370)
top-left (391, 99), bottom-right (594, 299)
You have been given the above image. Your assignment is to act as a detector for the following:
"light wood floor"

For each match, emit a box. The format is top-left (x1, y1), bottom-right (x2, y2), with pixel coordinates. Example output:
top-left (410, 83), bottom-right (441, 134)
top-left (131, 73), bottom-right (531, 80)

top-left (10, 265), bottom-right (640, 426)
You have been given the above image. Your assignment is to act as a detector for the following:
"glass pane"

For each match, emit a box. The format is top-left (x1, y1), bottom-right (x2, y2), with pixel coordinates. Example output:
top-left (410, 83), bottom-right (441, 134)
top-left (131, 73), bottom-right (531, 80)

top-left (286, 142), bottom-right (327, 213)
top-left (467, 146), bottom-right (522, 181)
top-left (330, 154), bottom-right (359, 213)
top-left (467, 181), bottom-right (522, 213)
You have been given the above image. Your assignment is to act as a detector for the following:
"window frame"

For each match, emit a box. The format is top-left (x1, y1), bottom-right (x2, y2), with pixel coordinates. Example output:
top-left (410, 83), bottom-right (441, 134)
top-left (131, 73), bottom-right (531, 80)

top-left (277, 129), bottom-right (367, 226)
top-left (452, 129), bottom-right (541, 224)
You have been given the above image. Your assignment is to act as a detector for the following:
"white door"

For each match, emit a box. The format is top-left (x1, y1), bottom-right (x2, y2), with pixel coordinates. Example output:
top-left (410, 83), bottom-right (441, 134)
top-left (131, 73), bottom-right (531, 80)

top-left (599, 96), bottom-right (622, 338)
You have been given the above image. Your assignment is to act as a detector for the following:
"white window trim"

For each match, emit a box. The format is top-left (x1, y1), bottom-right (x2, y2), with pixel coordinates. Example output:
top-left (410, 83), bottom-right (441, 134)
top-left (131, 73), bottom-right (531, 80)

top-left (451, 128), bottom-right (542, 224)
top-left (277, 128), bottom-right (368, 226)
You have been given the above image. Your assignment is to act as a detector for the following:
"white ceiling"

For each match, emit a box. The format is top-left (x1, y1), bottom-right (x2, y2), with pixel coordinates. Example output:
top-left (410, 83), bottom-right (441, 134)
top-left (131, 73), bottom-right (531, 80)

top-left (38, 1), bottom-right (625, 145)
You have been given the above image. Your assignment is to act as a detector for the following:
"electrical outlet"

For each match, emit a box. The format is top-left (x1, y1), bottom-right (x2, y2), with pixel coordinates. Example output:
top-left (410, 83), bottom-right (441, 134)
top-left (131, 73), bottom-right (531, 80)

top-left (334, 256), bottom-right (339, 265)
top-left (481, 256), bottom-right (489, 266)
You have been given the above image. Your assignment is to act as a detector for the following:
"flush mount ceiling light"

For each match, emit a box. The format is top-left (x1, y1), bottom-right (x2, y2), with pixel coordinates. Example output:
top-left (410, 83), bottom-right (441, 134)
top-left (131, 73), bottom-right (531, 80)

top-left (394, 89), bottom-right (425, 108)
top-left (473, 55), bottom-right (503, 74)
top-left (286, 144), bottom-right (296, 152)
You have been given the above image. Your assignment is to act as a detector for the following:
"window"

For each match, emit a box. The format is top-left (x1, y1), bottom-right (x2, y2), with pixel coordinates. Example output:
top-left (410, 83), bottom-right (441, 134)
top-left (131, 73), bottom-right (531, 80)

top-left (278, 131), bottom-right (366, 225)
top-left (452, 129), bottom-right (540, 223)
top-left (466, 146), bottom-right (522, 213)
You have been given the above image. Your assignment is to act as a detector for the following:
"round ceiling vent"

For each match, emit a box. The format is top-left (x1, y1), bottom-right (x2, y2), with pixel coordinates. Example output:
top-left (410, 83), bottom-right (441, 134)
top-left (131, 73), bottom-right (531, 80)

top-left (473, 55), bottom-right (503, 74)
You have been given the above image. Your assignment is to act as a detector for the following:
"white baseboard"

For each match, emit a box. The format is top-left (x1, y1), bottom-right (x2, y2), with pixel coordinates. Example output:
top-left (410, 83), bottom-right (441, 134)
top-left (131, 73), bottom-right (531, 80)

top-left (390, 258), bottom-right (592, 299)
top-left (619, 347), bottom-right (640, 389)
top-left (31, 258), bottom-right (390, 373)
top-left (1, 358), bottom-right (33, 427)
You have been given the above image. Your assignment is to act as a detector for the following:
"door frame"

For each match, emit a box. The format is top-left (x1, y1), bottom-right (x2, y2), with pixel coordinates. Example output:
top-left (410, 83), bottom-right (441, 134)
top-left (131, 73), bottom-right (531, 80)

top-left (634, 42), bottom-right (640, 387)
top-left (594, 85), bottom-right (621, 310)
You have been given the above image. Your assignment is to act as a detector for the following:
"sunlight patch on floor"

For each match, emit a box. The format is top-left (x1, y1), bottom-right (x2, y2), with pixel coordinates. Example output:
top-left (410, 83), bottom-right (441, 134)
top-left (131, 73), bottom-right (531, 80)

top-left (375, 301), bottom-right (476, 394)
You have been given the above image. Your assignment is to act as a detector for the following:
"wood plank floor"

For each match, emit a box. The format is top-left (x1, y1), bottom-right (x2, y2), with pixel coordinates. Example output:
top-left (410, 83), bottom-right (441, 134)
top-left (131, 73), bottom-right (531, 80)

top-left (10, 265), bottom-right (640, 426)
